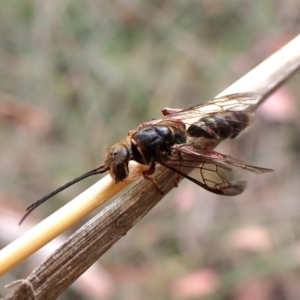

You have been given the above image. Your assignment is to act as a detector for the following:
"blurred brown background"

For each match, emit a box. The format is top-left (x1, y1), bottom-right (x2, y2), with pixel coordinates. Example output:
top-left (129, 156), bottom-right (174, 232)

top-left (1, 1), bottom-right (300, 299)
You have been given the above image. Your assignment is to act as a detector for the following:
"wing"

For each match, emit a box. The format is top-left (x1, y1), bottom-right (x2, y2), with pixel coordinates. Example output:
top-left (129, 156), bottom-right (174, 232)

top-left (149, 92), bottom-right (261, 126)
top-left (158, 144), bottom-right (272, 196)
top-left (171, 144), bottom-right (273, 174)
top-left (159, 159), bottom-right (247, 196)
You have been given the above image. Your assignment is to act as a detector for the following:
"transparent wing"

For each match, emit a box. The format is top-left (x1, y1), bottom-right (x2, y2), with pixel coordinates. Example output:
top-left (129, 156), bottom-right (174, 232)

top-left (160, 159), bottom-right (247, 196)
top-left (156, 92), bottom-right (261, 123)
top-left (158, 144), bottom-right (272, 196)
top-left (171, 144), bottom-right (273, 174)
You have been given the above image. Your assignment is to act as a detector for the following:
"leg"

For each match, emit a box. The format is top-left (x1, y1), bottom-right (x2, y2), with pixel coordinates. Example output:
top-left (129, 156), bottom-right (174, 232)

top-left (142, 163), bottom-right (164, 194)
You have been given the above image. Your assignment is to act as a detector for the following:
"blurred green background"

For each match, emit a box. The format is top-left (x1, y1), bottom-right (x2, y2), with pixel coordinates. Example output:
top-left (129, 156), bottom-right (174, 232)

top-left (1, 1), bottom-right (300, 299)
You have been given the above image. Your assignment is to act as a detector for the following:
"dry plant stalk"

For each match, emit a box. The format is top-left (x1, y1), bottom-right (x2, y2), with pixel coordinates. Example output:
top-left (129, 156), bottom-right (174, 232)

top-left (3, 34), bottom-right (300, 299)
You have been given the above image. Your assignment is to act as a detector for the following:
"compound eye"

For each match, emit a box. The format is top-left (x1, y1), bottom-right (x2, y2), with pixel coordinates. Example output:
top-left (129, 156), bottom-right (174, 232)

top-left (118, 146), bottom-right (130, 159)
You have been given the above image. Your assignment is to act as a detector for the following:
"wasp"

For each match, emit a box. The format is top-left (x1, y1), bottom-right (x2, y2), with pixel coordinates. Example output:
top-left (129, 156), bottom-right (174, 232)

top-left (19, 93), bottom-right (272, 224)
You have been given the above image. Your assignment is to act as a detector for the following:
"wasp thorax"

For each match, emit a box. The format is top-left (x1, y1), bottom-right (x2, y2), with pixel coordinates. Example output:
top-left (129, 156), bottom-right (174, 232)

top-left (104, 142), bottom-right (130, 182)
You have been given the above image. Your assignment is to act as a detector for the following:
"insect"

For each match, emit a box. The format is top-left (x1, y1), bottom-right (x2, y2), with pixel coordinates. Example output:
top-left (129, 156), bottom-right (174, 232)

top-left (19, 93), bottom-right (272, 224)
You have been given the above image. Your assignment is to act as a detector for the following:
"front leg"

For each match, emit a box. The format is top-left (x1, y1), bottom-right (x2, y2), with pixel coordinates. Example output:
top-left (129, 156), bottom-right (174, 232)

top-left (142, 163), bottom-right (164, 194)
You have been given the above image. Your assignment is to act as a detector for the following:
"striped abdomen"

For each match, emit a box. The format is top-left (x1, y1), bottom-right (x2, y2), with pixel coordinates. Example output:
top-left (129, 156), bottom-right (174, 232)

top-left (187, 111), bottom-right (253, 140)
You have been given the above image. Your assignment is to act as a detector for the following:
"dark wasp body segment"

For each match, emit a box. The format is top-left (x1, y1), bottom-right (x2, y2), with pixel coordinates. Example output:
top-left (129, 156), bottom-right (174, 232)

top-left (187, 111), bottom-right (252, 140)
top-left (130, 123), bottom-right (187, 165)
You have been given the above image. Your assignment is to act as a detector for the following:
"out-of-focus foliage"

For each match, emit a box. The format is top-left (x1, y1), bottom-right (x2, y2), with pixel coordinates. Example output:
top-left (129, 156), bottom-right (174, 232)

top-left (1, 1), bottom-right (300, 299)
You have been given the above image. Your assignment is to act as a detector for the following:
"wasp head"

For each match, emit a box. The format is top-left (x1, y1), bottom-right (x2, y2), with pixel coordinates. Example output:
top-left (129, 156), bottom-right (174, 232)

top-left (104, 141), bottom-right (131, 182)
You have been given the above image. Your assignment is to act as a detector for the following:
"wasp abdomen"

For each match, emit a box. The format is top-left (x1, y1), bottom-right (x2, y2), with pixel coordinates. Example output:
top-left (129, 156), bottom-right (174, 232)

top-left (187, 112), bottom-right (252, 140)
